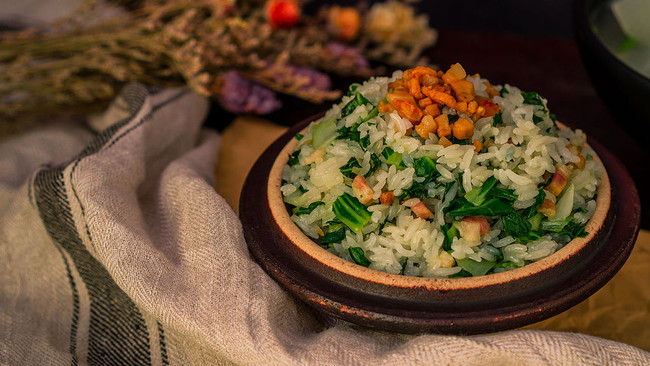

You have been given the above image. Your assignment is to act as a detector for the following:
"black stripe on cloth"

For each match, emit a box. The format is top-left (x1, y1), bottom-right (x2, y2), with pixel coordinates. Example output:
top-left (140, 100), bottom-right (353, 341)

top-left (158, 322), bottom-right (170, 366)
top-left (34, 168), bottom-right (152, 366)
top-left (32, 86), bottom-right (192, 365)
top-left (54, 245), bottom-right (80, 366)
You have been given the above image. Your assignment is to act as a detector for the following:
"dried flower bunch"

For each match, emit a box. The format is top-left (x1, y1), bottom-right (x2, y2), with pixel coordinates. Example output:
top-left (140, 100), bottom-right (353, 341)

top-left (0, 0), bottom-right (437, 126)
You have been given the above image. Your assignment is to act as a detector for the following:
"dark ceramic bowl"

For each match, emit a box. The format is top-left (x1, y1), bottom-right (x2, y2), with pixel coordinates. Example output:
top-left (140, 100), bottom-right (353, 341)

top-left (240, 115), bottom-right (640, 334)
top-left (573, 0), bottom-right (650, 144)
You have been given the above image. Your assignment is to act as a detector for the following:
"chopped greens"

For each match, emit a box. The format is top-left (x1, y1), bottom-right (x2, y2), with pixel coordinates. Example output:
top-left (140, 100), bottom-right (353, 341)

top-left (293, 201), bottom-right (324, 216)
top-left (321, 226), bottom-right (346, 245)
top-left (493, 261), bottom-right (520, 271)
top-left (486, 187), bottom-right (518, 202)
top-left (288, 150), bottom-right (300, 166)
top-left (446, 198), bottom-right (514, 217)
top-left (341, 92), bottom-right (371, 117)
top-left (333, 193), bottom-right (371, 233)
top-left (336, 122), bottom-right (370, 149)
top-left (348, 247), bottom-right (371, 267)
top-left (528, 213), bottom-right (543, 231)
top-left (449, 269), bottom-right (472, 278)
top-left (517, 230), bottom-right (544, 243)
top-left (456, 258), bottom-right (496, 277)
top-left (340, 157), bottom-right (361, 179)
top-left (447, 136), bottom-right (473, 145)
top-left (362, 105), bottom-right (379, 122)
top-left (558, 220), bottom-right (588, 239)
top-left (492, 112), bottom-right (503, 126)
top-left (442, 223), bottom-right (459, 251)
top-left (382, 147), bottom-right (403, 166)
top-left (294, 133), bottom-right (304, 140)
top-left (346, 84), bottom-right (358, 96)
top-left (521, 91), bottom-right (545, 107)
top-left (465, 177), bottom-right (498, 206)
top-left (523, 188), bottom-right (546, 219)
top-left (365, 153), bottom-right (382, 177)
top-left (413, 156), bottom-right (438, 180)
top-left (312, 119), bottom-right (337, 148)
top-left (502, 211), bottom-right (532, 238)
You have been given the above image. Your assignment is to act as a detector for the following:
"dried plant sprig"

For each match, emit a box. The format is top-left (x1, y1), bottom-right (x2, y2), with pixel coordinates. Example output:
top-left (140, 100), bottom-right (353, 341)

top-left (0, 0), bottom-right (436, 129)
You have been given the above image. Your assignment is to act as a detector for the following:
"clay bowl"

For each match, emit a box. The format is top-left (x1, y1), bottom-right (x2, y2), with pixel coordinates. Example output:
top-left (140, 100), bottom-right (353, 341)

top-left (240, 114), bottom-right (640, 334)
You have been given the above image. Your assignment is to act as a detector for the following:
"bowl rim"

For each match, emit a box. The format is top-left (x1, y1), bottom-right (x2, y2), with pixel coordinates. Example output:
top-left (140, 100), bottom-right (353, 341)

top-left (267, 117), bottom-right (612, 291)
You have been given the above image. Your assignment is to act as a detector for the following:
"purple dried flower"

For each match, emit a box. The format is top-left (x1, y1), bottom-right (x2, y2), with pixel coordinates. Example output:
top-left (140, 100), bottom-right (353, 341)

top-left (271, 64), bottom-right (332, 92)
top-left (218, 70), bottom-right (282, 114)
top-left (325, 42), bottom-right (369, 69)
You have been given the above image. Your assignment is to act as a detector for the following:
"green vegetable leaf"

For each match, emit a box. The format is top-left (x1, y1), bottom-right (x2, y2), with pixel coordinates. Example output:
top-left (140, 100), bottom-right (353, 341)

top-left (500, 86), bottom-right (509, 97)
top-left (359, 135), bottom-right (371, 149)
top-left (365, 153), bottom-right (382, 177)
top-left (333, 193), bottom-right (371, 233)
top-left (558, 221), bottom-right (588, 239)
top-left (446, 198), bottom-right (514, 217)
top-left (288, 150), bottom-right (300, 166)
top-left (447, 136), bottom-right (473, 145)
top-left (493, 261), bottom-right (520, 270)
top-left (522, 91), bottom-right (545, 107)
top-left (486, 187), bottom-right (518, 202)
top-left (340, 157), bottom-right (361, 179)
top-left (399, 156), bottom-right (438, 199)
top-left (413, 156), bottom-right (438, 180)
top-left (346, 84), bottom-right (359, 97)
top-left (349, 247), bottom-right (371, 267)
top-left (492, 112), bottom-right (503, 127)
top-left (518, 230), bottom-right (545, 243)
top-left (382, 147), bottom-right (403, 166)
top-left (399, 257), bottom-right (408, 275)
top-left (502, 211), bottom-right (532, 238)
top-left (294, 201), bottom-right (325, 216)
top-left (336, 121), bottom-right (372, 149)
top-left (312, 119), bottom-right (337, 148)
top-left (362, 105), bottom-right (379, 123)
top-left (442, 223), bottom-right (459, 251)
top-left (523, 188), bottom-right (546, 219)
top-left (456, 257), bottom-right (496, 277)
top-left (295, 133), bottom-right (304, 140)
top-left (528, 213), bottom-right (543, 231)
top-left (542, 217), bottom-right (588, 239)
top-left (321, 226), bottom-right (346, 245)
top-left (532, 114), bottom-right (544, 124)
top-left (541, 217), bottom-right (571, 232)
top-left (398, 181), bottom-right (428, 200)
top-left (449, 269), bottom-right (472, 278)
top-left (464, 176), bottom-right (498, 206)
top-left (341, 92), bottom-right (371, 117)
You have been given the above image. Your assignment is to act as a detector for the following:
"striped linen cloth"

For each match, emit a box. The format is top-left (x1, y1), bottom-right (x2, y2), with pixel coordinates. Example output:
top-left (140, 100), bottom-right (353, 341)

top-left (1, 84), bottom-right (649, 366)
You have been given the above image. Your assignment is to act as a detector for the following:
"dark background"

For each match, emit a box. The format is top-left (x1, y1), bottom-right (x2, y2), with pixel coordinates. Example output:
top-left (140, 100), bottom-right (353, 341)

top-left (306, 1), bottom-right (575, 37)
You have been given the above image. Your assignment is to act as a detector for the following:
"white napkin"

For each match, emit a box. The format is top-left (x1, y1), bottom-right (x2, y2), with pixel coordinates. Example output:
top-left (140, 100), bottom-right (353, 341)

top-left (1, 84), bottom-right (648, 365)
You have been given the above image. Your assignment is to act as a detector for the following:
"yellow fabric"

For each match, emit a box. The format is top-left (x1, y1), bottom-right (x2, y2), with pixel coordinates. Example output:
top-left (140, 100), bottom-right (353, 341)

top-left (216, 117), bottom-right (650, 352)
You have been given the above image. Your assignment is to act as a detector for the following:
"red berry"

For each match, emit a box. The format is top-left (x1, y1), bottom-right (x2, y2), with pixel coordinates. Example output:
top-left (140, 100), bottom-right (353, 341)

top-left (267, 0), bottom-right (301, 29)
